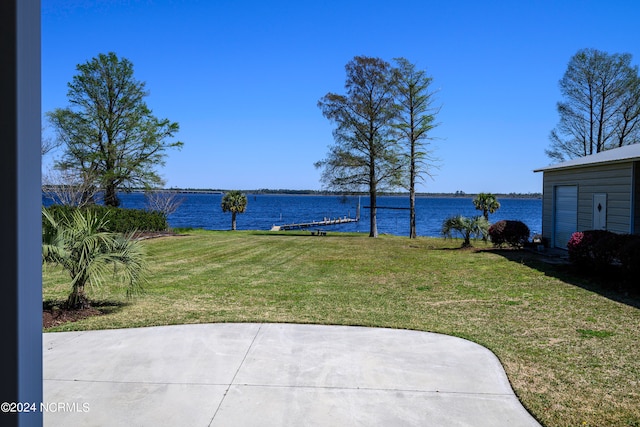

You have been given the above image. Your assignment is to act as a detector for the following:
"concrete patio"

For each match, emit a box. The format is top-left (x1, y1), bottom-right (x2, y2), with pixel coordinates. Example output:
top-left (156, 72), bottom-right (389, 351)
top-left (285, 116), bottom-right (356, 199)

top-left (44, 323), bottom-right (541, 426)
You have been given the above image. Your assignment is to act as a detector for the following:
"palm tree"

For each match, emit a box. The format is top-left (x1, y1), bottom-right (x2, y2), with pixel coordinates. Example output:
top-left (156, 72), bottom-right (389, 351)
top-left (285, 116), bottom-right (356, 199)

top-left (473, 193), bottom-right (500, 221)
top-left (42, 208), bottom-right (147, 309)
top-left (221, 190), bottom-right (248, 230)
top-left (441, 215), bottom-right (490, 248)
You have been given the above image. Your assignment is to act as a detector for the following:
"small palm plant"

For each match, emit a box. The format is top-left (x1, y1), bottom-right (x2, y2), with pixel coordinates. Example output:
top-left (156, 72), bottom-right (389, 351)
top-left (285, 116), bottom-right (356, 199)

top-left (473, 193), bottom-right (500, 221)
top-left (221, 190), bottom-right (248, 230)
top-left (441, 215), bottom-right (490, 248)
top-left (42, 207), bottom-right (147, 309)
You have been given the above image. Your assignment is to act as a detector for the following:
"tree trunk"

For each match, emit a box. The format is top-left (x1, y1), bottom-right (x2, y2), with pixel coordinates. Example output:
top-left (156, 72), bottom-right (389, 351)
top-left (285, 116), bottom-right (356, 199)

top-left (231, 212), bottom-right (237, 230)
top-left (369, 186), bottom-right (378, 238)
top-left (409, 112), bottom-right (417, 239)
top-left (66, 284), bottom-right (90, 309)
top-left (409, 187), bottom-right (416, 239)
top-left (104, 182), bottom-right (120, 207)
top-left (369, 143), bottom-right (378, 238)
top-left (409, 156), bottom-right (416, 239)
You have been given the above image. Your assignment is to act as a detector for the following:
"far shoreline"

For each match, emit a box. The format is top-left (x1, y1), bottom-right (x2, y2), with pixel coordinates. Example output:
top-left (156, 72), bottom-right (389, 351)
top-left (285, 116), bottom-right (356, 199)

top-left (125, 188), bottom-right (542, 199)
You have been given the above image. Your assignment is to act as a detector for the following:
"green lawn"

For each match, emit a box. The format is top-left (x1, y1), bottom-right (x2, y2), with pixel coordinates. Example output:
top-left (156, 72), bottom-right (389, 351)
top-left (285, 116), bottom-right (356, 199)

top-left (42, 230), bottom-right (640, 427)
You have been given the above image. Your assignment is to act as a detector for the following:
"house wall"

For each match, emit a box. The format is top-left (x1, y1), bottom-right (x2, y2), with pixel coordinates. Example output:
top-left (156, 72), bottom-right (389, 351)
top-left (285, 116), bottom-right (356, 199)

top-left (541, 162), bottom-right (634, 243)
top-left (634, 162), bottom-right (640, 234)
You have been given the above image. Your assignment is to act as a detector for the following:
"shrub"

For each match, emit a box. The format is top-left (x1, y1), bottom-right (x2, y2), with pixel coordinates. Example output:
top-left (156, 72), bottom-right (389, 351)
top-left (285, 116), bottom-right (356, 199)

top-left (566, 230), bottom-right (640, 288)
top-left (617, 234), bottom-right (640, 282)
top-left (105, 207), bottom-right (167, 232)
top-left (43, 204), bottom-right (168, 234)
top-left (488, 220), bottom-right (530, 248)
top-left (590, 230), bottom-right (621, 270)
top-left (567, 231), bottom-right (589, 266)
top-left (567, 230), bottom-right (620, 271)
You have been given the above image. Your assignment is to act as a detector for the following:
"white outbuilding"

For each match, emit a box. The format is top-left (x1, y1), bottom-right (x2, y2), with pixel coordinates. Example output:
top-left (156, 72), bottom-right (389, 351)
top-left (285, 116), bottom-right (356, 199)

top-left (534, 144), bottom-right (640, 249)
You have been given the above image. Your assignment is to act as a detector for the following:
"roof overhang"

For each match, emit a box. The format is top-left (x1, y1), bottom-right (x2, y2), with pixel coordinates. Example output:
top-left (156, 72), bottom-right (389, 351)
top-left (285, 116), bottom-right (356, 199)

top-left (534, 144), bottom-right (640, 173)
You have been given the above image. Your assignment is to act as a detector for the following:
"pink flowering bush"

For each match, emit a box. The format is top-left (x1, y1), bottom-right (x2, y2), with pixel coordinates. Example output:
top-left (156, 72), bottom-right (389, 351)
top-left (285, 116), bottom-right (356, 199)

top-left (567, 231), bottom-right (590, 266)
top-left (567, 229), bottom-right (621, 270)
top-left (566, 231), bottom-right (584, 249)
top-left (567, 230), bottom-right (640, 287)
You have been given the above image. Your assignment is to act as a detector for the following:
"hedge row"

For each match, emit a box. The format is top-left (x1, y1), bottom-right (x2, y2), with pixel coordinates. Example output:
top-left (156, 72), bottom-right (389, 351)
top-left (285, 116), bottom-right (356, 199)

top-left (567, 229), bottom-right (640, 282)
top-left (43, 205), bottom-right (168, 234)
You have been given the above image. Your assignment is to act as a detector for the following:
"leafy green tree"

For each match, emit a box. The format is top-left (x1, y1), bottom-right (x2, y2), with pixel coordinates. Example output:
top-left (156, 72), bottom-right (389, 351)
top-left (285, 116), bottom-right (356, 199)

top-left (221, 190), bottom-right (248, 230)
top-left (42, 207), bottom-right (147, 309)
top-left (441, 215), bottom-right (489, 248)
top-left (473, 193), bottom-right (500, 221)
top-left (47, 52), bottom-right (183, 207)
top-left (392, 58), bottom-right (440, 238)
top-left (316, 56), bottom-right (402, 237)
top-left (547, 48), bottom-right (640, 162)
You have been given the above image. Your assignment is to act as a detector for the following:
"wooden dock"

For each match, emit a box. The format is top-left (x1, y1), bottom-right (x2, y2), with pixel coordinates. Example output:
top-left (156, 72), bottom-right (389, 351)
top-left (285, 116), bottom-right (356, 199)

top-left (271, 216), bottom-right (358, 231)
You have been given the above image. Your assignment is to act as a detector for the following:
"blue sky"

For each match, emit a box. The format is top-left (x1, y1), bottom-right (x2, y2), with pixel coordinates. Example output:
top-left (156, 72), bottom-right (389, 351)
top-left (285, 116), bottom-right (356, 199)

top-left (42, 0), bottom-right (640, 193)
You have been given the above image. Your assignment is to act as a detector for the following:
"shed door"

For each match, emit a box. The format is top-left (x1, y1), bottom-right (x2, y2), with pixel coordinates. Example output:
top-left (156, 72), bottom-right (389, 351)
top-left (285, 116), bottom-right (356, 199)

top-left (554, 185), bottom-right (577, 249)
top-left (593, 194), bottom-right (607, 230)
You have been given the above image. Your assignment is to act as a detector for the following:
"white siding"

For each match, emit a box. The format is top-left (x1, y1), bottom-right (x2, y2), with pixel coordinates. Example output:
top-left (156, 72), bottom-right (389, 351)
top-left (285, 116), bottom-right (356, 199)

top-left (541, 162), bottom-right (634, 243)
top-left (554, 186), bottom-right (577, 248)
top-left (634, 162), bottom-right (640, 234)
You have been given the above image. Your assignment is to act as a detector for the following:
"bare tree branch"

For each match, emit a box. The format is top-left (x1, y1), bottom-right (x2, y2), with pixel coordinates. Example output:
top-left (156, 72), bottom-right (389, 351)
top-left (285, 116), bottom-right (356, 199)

top-left (548, 49), bottom-right (640, 162)
top-left (144, 189), bottom-right (185, 217)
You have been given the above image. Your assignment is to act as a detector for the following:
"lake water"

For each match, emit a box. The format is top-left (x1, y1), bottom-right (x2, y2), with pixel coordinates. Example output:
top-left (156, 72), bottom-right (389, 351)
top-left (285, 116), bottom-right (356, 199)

top-left (106, 193), bottom-right (542, 238)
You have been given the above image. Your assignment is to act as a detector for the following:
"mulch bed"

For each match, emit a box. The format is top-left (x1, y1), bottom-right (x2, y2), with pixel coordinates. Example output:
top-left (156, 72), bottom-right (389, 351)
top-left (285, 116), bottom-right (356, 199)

top-left (43, 306), bottom-right (102, 329)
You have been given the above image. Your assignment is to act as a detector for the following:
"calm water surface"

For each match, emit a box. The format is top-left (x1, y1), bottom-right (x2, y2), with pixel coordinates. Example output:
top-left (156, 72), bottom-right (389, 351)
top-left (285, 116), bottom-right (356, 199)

top-left (112, 193), bottom-right (542, 238)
